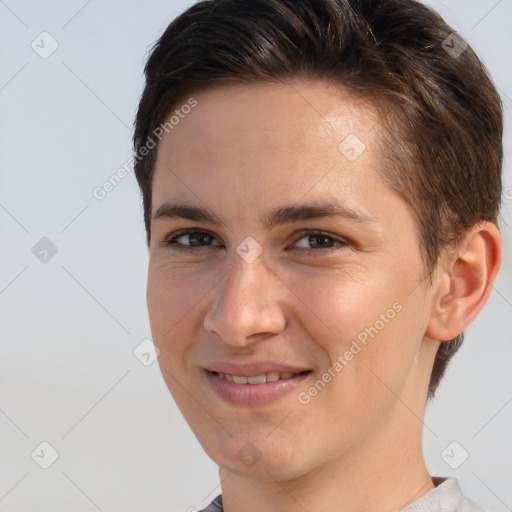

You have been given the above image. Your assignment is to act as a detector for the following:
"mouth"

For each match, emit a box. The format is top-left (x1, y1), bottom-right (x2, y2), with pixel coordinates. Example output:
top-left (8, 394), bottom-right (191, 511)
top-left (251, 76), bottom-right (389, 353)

top-left (205, 369), bottom-right (313, 406)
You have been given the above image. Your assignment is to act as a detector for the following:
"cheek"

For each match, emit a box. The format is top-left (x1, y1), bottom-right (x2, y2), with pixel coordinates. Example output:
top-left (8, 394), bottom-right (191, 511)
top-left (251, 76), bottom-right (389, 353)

top-left (280, 263), bottom-right (395, 349)
top-left (283, 264), bottom-right (421, 394)
top-left (146, 263), bottom-right (208, 347)
top-left (322, 289), bottom-right (424, 421)
top-left (147, 264), bottom-right (208, 410)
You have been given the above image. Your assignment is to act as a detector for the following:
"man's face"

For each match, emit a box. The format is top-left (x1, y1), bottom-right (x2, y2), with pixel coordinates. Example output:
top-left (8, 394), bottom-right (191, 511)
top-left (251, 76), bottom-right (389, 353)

top-left (147, 81), bottom-right (440, 479)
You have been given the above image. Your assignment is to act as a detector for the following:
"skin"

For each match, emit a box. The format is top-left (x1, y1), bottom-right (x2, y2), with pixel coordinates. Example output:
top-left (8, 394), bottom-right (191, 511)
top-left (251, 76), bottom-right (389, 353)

top-left (146, 81), bottom-right (502, 512)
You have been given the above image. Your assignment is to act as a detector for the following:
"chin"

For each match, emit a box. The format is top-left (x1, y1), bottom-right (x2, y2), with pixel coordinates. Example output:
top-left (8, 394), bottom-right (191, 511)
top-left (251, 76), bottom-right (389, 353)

top-left (202, 432), bottom-right (311, 481)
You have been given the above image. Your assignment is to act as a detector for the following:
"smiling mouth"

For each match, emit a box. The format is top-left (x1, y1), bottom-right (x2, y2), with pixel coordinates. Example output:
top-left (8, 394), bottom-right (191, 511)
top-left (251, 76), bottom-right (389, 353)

top-left (207, 370), bottom-right (311, 384)
top-left (205, 369), bottom-right (313, 405)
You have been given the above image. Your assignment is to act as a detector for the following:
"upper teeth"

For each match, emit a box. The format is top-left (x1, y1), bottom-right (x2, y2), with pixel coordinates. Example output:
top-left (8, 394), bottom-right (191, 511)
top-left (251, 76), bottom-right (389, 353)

top-left (217, 371), bottom-right (298, 384)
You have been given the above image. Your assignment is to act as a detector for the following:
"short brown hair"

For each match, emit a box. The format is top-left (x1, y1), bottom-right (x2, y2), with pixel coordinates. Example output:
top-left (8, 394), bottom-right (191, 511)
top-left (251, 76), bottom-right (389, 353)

top-left (133, 0), bottom-right (503, 400)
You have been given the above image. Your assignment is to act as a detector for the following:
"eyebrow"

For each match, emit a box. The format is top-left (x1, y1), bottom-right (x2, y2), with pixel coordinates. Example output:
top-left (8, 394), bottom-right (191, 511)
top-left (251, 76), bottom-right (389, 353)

top-left (152, 202), bottom-right (376, 230)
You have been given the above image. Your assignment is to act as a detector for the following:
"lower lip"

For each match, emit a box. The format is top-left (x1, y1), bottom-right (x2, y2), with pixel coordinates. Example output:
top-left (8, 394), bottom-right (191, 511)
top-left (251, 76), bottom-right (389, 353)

top-left (205, 370), bottom-right (312, 406)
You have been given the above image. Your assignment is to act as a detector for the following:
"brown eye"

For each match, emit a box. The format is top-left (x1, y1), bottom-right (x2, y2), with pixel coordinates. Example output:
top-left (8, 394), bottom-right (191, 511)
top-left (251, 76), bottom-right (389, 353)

top-left (165, 230), bottom-right (222, 249)
top-left (293, 231), bottom-right (349, 251)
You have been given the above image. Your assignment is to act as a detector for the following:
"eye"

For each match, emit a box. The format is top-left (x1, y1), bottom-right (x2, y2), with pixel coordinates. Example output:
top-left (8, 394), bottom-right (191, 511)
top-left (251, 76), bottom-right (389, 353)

top-left (164, 229), bottom-right (222, 251)
top-left (161, 228), bottom-right (349, 255)
top-left (291, 231), bottom-right (349, 252)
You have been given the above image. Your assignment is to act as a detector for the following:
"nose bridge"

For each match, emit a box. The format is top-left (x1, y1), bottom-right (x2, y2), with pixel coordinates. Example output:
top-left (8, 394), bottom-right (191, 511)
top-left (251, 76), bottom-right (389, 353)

top-left (204, 251), bottom-right (285, 345)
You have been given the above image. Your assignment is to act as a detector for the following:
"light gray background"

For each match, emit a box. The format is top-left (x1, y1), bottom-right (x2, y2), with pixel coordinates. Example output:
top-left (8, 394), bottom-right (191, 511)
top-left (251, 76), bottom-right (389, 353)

top-left (0, 1), bottom-right (511, 511)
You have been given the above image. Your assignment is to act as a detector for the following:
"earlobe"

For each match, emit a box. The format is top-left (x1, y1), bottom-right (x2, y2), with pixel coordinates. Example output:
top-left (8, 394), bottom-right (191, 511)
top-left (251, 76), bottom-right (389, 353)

top-left (426, 221), bottom-right (502, 342)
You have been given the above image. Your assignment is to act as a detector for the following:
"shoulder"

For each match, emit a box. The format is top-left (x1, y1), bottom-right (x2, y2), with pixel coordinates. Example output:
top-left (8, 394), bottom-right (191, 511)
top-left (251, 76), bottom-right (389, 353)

top-left (198, 480), bottom-right (490, 512)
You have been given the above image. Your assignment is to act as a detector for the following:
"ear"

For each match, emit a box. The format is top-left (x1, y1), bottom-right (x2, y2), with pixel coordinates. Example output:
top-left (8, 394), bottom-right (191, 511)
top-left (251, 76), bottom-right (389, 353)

top-left (426, 221), bottom-right (502, 341)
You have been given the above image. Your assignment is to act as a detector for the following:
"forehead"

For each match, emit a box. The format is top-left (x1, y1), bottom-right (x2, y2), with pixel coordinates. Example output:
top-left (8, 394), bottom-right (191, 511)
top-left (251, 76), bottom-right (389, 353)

top-left (152, 81), bottom-right (385, 203)
top-left (164, 80), bottom-right (379, 152)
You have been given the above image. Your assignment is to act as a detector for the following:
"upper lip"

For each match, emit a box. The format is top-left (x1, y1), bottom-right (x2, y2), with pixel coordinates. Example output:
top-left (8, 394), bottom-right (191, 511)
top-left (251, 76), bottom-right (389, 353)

top-left (204, 362), bottom-right (312, 377)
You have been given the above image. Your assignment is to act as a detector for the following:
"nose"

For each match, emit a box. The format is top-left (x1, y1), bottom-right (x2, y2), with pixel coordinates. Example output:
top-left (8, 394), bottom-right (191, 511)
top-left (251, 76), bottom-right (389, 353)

top-left (203, 252), bottom-right (286, 347)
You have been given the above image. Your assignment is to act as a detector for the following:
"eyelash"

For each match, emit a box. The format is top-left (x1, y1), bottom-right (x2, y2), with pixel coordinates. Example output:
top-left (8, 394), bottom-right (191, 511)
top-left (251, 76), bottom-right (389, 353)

top-left (162, 228), bottom-right (350, 255)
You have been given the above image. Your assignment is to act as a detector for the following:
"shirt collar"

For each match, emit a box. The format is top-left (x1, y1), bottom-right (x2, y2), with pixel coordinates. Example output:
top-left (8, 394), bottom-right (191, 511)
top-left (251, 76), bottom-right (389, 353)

top-left (204, 476), bottom-right (481, 512)
top-left (400, 477), bottom-right (466, 512)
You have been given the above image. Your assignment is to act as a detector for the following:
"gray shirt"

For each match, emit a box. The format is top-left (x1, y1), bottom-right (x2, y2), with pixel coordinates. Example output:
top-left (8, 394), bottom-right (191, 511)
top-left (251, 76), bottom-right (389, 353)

top-left (198, 477), bottom-right (487, 512)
